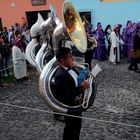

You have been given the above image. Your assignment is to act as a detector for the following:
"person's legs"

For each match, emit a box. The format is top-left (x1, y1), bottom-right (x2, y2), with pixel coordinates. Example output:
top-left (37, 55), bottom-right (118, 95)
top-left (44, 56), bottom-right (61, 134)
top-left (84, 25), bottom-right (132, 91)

top-left (128, 58), bottom-right (136, 70)
top-left (5, 57), bottom-right (10, 75)
top-left (85, 50), bottom-right (93, 71)
top-left (3, 57), bottom-right (9, 76)
top-left (129, 58), bottom-right (138, 69)
top-left (63, 113), bottom-right (82, 140)
top-left (128, 58), bottom-right (140, 72)
top-left (0, 62), bottom-right (3, 87)
top-left (133, 58), bottom-right (140, 73)
top-left (107, 42), bottom-right (111, 57)
top-left (133, 58), bottom-right (138, 70)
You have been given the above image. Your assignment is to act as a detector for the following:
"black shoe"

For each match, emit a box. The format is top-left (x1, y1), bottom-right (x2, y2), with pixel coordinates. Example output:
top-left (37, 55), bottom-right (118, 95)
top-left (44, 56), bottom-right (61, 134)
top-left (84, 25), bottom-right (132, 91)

top-left (128, 67), bottom-right (135, 71)
top-left (16, 79), bottom-right (22, 83)
top-left (22, 76), bottom-right (29, 81)
top-left (135, 69), bottom-right (140, 73)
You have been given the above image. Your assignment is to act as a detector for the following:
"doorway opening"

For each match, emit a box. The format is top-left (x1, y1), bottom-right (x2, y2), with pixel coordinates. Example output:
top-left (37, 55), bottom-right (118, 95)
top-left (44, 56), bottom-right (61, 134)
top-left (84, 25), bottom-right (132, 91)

top-left (26, 10), bottom-right (50, 28)
top-left (79, 11), bottom-right (91, 23)
top-left (0, 18), bottom-right (2, 31)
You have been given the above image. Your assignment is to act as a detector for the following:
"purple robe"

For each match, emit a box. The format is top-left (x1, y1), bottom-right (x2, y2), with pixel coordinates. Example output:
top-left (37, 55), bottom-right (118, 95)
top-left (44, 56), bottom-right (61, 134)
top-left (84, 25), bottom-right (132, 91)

top-left (123, 26), bottom-right (136, 61)
top-left (123, 26), bottom-right (130, 44)
top-left (95, 30), bottom-right (107, 61)
top-left (123, 26), bottom-right (130, 57)
top-left (125, 27), bottom-right (136, 61)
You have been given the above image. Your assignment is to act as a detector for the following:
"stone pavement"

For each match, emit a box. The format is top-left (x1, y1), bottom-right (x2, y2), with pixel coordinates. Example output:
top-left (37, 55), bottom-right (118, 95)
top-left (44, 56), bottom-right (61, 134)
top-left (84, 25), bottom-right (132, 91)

top-left (0, 57), bottom-right (140, 140)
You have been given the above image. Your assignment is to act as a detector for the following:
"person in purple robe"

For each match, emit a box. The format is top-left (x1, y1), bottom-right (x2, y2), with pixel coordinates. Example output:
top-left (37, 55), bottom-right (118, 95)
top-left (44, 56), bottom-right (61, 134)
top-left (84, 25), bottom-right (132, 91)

top-left (95, 24), bottom-right (107, 61)
top-left (127, 23), bottom-right (137, 62)
top-left (124, 21), bottom-right (136, 62)
top-left (123, 20), bottom-right (132, 57)
top-left (128, 22), bottom-right (140, 73)
top-left (85, 23), bottom-right (96, 37)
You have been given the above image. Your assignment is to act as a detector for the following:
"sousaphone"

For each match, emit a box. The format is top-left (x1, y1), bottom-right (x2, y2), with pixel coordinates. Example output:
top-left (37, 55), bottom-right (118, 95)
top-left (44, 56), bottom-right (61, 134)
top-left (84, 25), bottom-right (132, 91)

top-left (35, 13), bottom-right (60, 74)
top-left (26, 13), bottom-right (44, 67)
top-left (39, 1), bottom-right (96, 113)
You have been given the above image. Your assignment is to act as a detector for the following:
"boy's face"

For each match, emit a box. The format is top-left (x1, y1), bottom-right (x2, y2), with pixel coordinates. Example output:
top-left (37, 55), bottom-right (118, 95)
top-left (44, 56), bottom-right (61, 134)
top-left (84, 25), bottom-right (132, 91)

top-left (61, 51), bottom-right (74, 68)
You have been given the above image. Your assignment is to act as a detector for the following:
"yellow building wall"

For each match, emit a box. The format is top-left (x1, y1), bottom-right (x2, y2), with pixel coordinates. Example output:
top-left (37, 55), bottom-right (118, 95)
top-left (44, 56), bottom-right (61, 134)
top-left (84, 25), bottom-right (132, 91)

top-left (0, 0), bottom-right (64, 27)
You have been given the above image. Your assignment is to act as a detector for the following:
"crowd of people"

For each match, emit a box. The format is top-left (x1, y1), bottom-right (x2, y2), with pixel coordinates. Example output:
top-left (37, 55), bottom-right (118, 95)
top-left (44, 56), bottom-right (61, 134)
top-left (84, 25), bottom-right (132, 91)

top-left (0, 22), bottom-right (31, 86)
top-left (84, 20), bottom-right (140, 72)
top-left (0, 19), bottom-right (140, 87)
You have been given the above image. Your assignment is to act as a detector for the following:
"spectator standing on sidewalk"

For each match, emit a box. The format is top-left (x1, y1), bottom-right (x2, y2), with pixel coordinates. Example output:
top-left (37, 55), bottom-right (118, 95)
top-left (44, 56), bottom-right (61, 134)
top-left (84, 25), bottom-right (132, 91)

top-left (2, 27), bottom-right (9, 44)
top-left (0, 35), bottom-right (11, 76)
top-left (0, 37), bottom-right (3, 87)
top-left (109, 25), bottom-right (124, 64)
top-left (8, 27), bottom-right (15, 48)
top-left (12, 31), bottom-right (28, 82)
top-left (104, 24), bottom-right (112, 57)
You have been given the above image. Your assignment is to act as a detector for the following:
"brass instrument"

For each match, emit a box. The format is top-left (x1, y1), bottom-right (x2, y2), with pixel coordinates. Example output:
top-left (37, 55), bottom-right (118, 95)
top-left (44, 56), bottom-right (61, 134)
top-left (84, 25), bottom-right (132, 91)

top-left (35, 14), bottom-right (60, 74)
top-left (39, 1), bottom-right (97, 113)
top-left (25, 13), bottom-right (44, 67)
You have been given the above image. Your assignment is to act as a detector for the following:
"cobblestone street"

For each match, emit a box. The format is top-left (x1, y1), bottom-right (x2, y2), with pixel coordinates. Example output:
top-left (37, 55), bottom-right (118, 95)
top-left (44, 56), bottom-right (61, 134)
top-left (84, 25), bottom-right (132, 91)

top-left (0, 57), bottom-right (140, 140)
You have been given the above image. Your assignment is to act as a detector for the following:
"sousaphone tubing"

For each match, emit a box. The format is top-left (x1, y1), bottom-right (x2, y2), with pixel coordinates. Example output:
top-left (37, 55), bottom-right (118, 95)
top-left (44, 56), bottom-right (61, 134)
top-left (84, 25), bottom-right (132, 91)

top-left (39, 1), bottom-right (97, 113)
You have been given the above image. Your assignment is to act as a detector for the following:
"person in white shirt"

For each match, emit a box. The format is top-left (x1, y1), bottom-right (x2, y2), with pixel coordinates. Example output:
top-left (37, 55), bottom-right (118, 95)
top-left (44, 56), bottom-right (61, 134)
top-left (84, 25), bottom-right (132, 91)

top-left (109, 25), bottom-right (124, 64)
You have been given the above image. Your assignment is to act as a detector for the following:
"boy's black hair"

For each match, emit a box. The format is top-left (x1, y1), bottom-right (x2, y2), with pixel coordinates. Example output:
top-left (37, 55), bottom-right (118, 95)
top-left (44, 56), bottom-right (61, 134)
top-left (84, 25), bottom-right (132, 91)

top-left (56, 47), bottom-right (71, 62)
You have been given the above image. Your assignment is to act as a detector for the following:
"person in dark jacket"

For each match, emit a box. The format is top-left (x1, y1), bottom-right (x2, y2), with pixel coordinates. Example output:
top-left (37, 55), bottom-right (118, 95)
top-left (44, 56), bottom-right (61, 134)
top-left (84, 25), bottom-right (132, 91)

top-left (84, 22), bottom-right (97, 70)
top-left (0, 36), bottom-right (11, 76)
top-left (0, 36), bottom-right (3, 86)
top-left (54, 47), bottom-right (89, 140)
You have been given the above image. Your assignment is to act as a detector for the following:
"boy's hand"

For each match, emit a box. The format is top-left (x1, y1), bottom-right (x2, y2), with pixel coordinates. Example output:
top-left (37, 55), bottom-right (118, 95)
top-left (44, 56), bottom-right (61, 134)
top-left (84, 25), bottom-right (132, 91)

top-left (80, 80), bottom-right (89, 89)
top-left (77, 68), bottom-right (90, 85)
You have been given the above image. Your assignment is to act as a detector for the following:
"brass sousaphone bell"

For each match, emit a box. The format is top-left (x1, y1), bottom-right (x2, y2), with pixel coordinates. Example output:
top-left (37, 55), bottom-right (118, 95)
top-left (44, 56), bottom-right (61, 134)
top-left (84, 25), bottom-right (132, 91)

top-left (39, 1), bottom-right (96, 113)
